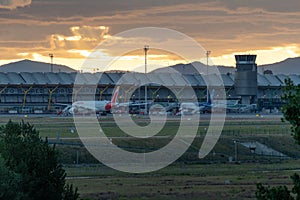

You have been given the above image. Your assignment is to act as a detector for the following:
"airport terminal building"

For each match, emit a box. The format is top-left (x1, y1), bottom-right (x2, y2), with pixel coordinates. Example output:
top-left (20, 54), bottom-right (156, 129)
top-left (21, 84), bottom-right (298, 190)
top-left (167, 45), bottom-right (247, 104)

top-left (0, 55), bottom-right (296, 114)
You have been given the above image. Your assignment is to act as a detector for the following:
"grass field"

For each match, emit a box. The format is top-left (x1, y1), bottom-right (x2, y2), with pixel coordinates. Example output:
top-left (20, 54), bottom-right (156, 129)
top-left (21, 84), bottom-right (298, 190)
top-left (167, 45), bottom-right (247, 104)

top-left (0, 114), bottom-right (299, 199)
top-left (66, 161), bottom-right (300, 200)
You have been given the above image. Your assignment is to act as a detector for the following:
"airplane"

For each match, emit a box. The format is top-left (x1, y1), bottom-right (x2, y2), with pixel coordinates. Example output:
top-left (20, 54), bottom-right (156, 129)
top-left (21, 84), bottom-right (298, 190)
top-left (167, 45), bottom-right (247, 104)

top-left (177, 89), bottom-right (256, 115)
top-left (179, 99), bottom-right (257, 114)
top-left (178, 102), bottom-right (202, 115)
top-left (57, 86), bottom-right (120, 116)
top-left (177, 90), bottom-right (215, 115)
top-left (196, 90), bottom-right (253, 113)
top-left (112, 100), bottom-right (153, 114)
top-left (225, 103), bottom-right (257, 113)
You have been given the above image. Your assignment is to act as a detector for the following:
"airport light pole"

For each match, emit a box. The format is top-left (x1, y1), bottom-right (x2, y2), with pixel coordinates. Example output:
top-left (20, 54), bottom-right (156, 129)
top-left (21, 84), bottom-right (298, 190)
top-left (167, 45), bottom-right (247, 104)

top-left (206, 50), bottom-right (211, 103)
top-left (49, 53), bottom-right (54, 72)
top-left (144, 45), bottom-right (149, 115)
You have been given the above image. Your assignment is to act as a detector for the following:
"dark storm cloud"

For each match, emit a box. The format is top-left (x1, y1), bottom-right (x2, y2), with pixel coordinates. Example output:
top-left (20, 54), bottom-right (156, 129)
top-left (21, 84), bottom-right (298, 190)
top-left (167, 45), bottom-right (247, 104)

top-left (0, 0), bottom-right (300, 60)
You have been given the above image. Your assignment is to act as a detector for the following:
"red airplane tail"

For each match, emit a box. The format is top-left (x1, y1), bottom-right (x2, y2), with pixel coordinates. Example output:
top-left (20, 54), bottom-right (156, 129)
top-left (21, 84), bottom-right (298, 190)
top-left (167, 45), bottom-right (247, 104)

top-left (105, 86), bottom-right (120, 111)
top-left (111, 86), bottom-right (120, 106)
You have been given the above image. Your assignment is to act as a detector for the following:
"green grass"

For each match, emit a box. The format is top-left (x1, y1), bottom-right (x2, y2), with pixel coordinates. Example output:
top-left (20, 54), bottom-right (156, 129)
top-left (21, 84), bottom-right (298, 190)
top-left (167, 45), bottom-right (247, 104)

top-left (0, 115), bottom-right (298, 199)
top-left (66, 161), bottom-right (300, 200)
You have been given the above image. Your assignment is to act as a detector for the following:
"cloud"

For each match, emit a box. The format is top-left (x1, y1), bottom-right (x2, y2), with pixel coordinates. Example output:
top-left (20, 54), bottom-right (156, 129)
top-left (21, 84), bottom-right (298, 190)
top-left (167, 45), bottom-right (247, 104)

top-left (0, 0), bottom-right (32, 9)
top-left (50, 25), bottom-right (110, 57)
top-left (0, 0), bottom-right (300, 67)
top-left (0, 25), bottom-right (110, 60)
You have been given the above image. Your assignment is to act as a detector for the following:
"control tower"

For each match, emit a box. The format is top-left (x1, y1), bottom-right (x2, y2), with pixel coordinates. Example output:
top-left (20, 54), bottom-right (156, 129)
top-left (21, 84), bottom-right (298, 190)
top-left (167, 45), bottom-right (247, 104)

top-left (234, 55), bottom-right (258, 105)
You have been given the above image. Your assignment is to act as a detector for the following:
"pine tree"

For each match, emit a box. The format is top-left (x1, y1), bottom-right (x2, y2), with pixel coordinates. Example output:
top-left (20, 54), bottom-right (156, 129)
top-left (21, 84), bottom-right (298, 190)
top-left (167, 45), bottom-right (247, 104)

top-left (0, 120), bottom-right (79, 200)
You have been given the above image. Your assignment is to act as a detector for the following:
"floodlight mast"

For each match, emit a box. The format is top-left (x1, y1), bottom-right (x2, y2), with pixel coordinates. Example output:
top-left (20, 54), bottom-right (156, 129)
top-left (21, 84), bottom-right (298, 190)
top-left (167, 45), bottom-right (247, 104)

top-left (144, 45), bottom-right (149, 115)
top-left (49, 53), bottom-right (54, 72)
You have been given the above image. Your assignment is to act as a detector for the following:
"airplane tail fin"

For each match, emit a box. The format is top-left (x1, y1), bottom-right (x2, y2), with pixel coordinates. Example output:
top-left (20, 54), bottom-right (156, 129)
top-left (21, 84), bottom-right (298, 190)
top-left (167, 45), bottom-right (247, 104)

top-left (111, 86), bottom-right (120, 105)
top-left (105, 86), bottom-right (120, 112)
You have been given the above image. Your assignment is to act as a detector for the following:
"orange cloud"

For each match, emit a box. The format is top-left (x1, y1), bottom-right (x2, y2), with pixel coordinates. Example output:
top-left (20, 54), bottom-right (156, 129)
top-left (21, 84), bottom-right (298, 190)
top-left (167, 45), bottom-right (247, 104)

top-left (50, 26), bottom-right (109, 56)
top-left (0, 25), bottom-right (110, 61)
top-left (0, 0), bottom-right (31, 9)
top-left (0, 1), bottom-right (300, 69)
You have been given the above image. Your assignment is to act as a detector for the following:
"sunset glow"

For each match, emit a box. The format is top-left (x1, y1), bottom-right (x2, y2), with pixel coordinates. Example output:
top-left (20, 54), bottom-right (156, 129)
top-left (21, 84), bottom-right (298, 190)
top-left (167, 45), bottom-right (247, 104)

top-left (0, 0), bottom-right (300, 72)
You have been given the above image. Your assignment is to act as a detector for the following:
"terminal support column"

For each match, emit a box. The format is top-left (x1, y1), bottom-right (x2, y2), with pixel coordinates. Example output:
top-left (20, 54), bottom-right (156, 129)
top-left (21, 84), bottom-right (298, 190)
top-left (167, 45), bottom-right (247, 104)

top-left (151, 87), bottom-right (161, 100)
top-left (72, 85), bottom-right (83, 102)
top-left (22, 86), bottom-right (33, 109)
top-left (99, 85), bottom-right (109, 101)
top-left (124, 85), bottom-right (136, 102)
top-left (47, 85), bottom-right (59, 111)
top-left (0, 86), bottom-right (7, 102)
top-left (173, 87), bottom-right (185, 100)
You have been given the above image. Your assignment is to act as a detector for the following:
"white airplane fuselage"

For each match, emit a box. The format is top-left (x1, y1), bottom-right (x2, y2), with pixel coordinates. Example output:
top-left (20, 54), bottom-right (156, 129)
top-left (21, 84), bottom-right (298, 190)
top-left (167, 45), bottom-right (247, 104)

top-left (70, 100), bottom-right (112, 114)
top-left (59, 86), bottom-right (120, 115)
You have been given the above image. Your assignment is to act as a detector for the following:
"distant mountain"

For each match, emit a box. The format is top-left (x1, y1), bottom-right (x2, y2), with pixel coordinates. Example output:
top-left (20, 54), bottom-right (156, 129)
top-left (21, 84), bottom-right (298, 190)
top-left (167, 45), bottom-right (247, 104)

top-left (153, 57), bottom-right (300, 75)
top-left (2, 57), bottom-right (300, 75)
top-left (0, 59), bottom-right (76, 73)
top-left (261, 57), bottom-right (300, 75)
top-left (152, 61), bottom-right (235, 75)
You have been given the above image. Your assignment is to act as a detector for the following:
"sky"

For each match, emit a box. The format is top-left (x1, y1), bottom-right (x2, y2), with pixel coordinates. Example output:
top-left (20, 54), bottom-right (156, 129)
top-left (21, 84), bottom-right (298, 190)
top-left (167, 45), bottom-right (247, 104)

top-left (0, 0), bottom-right (300, 72)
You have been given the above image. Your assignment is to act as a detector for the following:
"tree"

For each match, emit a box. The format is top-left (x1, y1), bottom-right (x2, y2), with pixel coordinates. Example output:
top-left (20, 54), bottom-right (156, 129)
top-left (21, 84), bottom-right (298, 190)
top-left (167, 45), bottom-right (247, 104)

top-left (281, 78), bottom-right (300, 144)
top-left (0, 120), bottom-right (79, 200)
top-left (0, 154), bottom-right (25, 200)
top-left (256, 78), bottom-right (300, 199)
top-left (256, 182), bottom-right (293, 200)
top-left (256, 174), bottom-right (300, 200)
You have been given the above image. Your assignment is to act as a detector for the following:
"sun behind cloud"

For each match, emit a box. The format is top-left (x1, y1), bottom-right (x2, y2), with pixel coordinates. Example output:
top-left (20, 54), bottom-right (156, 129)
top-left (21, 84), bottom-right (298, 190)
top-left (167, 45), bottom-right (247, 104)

top-left (50, 26), bottom-right (110, 58)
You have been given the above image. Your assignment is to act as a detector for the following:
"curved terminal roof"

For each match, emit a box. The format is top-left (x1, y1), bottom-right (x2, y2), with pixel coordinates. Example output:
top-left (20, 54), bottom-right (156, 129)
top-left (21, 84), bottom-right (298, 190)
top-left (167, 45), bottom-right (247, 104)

top-left (182, 74), bottom-right (199, 86)
top-left (116, 73), bottom-right (138, 85)
top-left (72, 73), bottom-right (88, 85)
top-left (0, 72), bottom-right (297, 88)
top-left (258, 74), bottom-right (271, 87)
top-left (7, 73), bottom-right (25, 84)
top-left (276, 75), bottom-right (289, 86)
top-left (146, 73), bottom-right (164, 86)
top-left (32, 73), bottom-right (50, 84)
top-left (20, 72), bottom-right (37, 84)
top-left (106, 73), bottom-right (123, 84)
top-left (170, 73), bottom-right (189, 86)
top-left (133, 73), bottom-right (149, 83)
top-left (193, 74), bottom-right (206, 86)
top-left (157, 73), bottom-right (176, 86)
top-left (82, 73), bottom-right (99, 85)
top-left (221, 74), bottom-right (234, 87)
top-left (264, 74), bottom-right (283, 86)
top-left (57, 72), bottom-right (74, 85)
top-left (45, 73), bottom-right (63, 84)
top-left (289, 75), bottom-right (300, 85)
top-left (96, 72), bottom-right (114, 85)
top-left (0, 72), bottom-right (11, 84)
top-left (203, 74), bottom-right (224, 87)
